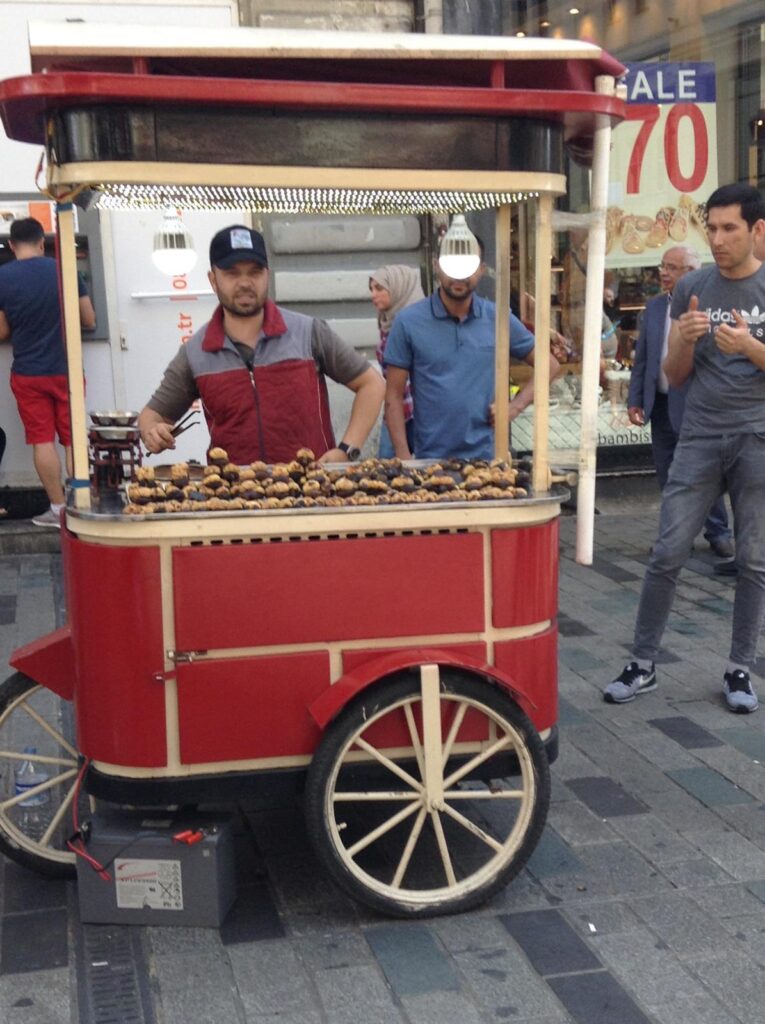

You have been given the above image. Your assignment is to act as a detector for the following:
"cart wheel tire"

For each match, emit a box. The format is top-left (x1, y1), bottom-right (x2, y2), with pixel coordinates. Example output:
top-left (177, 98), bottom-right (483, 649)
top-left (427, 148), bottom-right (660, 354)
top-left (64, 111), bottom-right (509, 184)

top-left (305, 667), bottom-right (550, 918)
top-left (0, 672), bottom-right (84, 878)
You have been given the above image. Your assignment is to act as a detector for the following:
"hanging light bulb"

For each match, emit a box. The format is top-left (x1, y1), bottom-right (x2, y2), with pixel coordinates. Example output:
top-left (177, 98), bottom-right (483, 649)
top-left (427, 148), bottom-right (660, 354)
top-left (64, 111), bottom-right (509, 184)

top-left (438, 213), bottom-right (481, 279)
top-left (151, 209), bottom-right (197, 275)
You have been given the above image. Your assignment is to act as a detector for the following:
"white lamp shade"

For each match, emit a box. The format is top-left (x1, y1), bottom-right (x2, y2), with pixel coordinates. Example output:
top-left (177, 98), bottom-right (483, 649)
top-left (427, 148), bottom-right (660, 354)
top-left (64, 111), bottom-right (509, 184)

top-left (438, 213), bottom-right (481, 279)
top-left (152, 211), bottom-right (198, 276)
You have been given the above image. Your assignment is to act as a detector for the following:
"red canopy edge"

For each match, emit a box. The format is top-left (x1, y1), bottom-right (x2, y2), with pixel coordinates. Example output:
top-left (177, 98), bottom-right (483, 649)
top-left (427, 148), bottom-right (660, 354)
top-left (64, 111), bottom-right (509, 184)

top-left (0, 70), bottom-right (626, 148)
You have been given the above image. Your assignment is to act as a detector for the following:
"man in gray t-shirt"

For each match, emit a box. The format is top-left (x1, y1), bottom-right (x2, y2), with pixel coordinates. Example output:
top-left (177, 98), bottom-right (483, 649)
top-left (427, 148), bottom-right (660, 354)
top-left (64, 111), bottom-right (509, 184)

top-left (670, 263), bottom-right (765, 436)
top-left (604, 183), bottom-right (765, 715)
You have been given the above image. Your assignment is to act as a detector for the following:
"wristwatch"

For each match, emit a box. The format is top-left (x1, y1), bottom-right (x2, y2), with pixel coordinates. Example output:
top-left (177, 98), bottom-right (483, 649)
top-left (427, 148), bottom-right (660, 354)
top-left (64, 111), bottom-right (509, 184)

top-left (338, 441), bottom-right (361, 461)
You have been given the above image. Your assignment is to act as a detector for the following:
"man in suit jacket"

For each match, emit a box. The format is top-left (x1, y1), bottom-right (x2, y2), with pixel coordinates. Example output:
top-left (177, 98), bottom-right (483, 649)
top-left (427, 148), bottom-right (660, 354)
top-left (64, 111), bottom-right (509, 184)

top-left (627, 245), bottom-right (732, 557)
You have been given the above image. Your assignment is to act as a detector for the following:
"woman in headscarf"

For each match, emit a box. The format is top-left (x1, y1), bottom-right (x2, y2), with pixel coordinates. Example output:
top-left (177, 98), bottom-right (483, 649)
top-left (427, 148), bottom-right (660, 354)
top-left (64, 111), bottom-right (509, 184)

top-left (369, 265), bottom-right (424, 457)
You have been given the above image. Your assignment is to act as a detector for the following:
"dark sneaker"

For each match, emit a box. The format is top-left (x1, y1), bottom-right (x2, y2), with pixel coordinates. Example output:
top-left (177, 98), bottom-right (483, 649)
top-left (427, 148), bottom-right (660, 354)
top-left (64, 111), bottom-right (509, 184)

top-left (723, 670), bottom-right (758, 714)
top-left (708, 537), bottom-right (734, 559)
top-left (713, 559), bottom-right (738, 577)
top-left (603, 662), bottom-right (656, 704)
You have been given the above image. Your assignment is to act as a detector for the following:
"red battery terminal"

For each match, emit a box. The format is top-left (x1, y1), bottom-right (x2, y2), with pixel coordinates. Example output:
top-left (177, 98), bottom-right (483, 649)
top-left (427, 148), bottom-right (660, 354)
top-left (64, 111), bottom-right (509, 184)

top-left (172, 828), bottom-right (204, 845)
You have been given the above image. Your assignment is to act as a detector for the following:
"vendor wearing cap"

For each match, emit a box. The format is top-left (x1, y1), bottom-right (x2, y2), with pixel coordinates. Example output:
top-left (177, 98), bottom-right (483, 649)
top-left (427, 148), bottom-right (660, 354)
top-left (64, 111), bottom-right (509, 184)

top-left (139, 225), bottom-right (384, 464)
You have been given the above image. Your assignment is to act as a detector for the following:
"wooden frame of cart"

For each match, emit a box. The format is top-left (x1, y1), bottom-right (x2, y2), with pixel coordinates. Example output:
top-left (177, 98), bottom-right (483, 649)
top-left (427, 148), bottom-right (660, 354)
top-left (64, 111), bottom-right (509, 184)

top-left (0, 23), bottom-right (624, 916)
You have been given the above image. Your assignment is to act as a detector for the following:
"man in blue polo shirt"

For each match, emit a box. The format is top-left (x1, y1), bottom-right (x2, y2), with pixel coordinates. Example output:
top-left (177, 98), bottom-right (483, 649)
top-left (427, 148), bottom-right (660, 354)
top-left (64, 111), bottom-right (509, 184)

top-left (383, 253), bottom-right (558, 459)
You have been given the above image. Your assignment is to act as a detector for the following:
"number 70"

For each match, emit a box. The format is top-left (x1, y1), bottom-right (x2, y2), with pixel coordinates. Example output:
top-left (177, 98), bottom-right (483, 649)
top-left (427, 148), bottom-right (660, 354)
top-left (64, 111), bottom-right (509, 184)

top-left (625, 103), bottom-right (709, 195)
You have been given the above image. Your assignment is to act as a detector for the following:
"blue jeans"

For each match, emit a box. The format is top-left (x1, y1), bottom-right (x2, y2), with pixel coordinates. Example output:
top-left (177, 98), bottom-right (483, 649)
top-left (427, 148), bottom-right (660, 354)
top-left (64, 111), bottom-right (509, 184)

top-left (650, 394), bottom-right (730, 541)
top-left (633, 432), bottom-right (765, 667)
top-left (379, 418), bottom-right (415, 458)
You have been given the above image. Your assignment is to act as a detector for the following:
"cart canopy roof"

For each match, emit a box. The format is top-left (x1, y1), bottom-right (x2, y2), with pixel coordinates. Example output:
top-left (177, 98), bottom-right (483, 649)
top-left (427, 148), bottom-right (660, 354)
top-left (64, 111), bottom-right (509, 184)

top-left (0, 23), bottom-right (625, 213)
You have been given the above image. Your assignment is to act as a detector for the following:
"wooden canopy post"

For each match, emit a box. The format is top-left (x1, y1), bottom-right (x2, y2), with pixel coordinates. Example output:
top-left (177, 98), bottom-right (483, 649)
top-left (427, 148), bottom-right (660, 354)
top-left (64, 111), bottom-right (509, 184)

top-left (57, 202), bottom-right (90, 511)
top-left (494, 203), bottom-right (512, 462)
top-left (576, 75), bottom-right (617, 564)
top-left (532, 193), bottom-right (553, 493)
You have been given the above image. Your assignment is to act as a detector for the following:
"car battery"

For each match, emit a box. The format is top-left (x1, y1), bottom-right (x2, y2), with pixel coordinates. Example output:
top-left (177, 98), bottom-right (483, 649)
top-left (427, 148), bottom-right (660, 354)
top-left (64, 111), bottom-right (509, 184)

top-left (76, 810), bottom-right (236, 927)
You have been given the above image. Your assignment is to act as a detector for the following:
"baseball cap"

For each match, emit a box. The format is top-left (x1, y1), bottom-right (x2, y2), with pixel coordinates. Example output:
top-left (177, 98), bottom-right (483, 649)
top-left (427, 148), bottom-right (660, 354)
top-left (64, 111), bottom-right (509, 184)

top-left (209, 225), bottom-right (269, 269)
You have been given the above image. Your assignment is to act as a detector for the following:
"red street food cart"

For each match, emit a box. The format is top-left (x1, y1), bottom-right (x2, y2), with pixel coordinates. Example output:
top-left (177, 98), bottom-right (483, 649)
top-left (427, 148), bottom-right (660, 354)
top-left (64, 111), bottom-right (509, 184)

top-left (0, 24), bottom-right (624, 917)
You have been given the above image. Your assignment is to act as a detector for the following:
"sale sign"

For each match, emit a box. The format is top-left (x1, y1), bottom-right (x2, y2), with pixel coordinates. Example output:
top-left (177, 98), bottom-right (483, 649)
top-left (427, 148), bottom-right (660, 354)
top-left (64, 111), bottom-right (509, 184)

top-left (606, 62), bottom-right (717, 268)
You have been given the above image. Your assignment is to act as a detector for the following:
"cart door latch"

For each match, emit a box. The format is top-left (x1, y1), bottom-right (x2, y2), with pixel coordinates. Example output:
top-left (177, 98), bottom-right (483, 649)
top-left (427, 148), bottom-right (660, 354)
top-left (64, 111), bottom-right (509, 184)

top-left (152, 650), bottom-right (208, 680)
top-left (167, 649), bottom-right (207, 664)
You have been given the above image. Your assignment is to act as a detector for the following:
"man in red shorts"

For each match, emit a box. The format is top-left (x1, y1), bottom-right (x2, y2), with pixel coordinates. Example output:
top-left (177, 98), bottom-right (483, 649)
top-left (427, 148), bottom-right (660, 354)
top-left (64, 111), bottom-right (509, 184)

top-left (0, 217), bottom-right (95, 526)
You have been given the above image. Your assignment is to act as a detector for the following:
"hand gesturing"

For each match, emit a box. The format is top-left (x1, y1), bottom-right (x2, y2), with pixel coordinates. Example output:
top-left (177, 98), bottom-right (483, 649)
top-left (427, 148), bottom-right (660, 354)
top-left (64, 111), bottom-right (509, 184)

top-left (715, 309), bottom-right (753, 356)
top-left (678, 295), bottom-right (710, 345)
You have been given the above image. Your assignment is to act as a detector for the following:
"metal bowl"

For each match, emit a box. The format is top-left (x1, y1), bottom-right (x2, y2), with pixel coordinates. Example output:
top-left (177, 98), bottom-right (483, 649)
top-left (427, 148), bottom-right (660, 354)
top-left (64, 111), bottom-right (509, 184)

top-left (90, 410), bottom-right (139, 426)
top-left (92, 425), bottom-right (139, 440)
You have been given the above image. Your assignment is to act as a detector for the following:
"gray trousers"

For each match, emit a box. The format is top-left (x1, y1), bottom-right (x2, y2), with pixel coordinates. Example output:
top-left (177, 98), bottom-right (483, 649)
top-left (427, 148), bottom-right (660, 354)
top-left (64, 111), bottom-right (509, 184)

top-left (633, 432), bottom-right (765, 667)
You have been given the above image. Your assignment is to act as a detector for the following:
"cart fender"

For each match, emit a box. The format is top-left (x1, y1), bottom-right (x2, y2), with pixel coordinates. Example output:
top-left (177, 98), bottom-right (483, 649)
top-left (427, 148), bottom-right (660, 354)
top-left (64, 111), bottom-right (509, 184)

top-left (9, 626), bottom-right (75, 700)
top-left (309, 647), bottom-right (536, 729)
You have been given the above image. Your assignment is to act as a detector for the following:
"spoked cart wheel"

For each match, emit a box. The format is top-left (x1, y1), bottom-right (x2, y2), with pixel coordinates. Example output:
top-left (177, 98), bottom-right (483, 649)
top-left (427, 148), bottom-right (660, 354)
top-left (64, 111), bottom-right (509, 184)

top-left (305, 666), bottom-right (550, 917)
top-left (0, 672), bottom-right (87, 877)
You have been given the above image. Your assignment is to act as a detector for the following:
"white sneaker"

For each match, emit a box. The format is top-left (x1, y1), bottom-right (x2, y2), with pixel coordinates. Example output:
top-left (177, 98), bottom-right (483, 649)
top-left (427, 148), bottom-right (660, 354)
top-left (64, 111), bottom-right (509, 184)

top-left (723, 670), bottom-right (758, 714)
top-left (31, 508), bottom-right (61, 528)
top-left (603, 662), bottom-right (657, 704)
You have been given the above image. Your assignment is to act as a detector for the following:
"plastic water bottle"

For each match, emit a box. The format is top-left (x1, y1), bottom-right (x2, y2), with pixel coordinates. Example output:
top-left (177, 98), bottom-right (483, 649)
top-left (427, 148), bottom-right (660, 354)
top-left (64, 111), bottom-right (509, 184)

top-left (15, 746), bottom-right (50, 809)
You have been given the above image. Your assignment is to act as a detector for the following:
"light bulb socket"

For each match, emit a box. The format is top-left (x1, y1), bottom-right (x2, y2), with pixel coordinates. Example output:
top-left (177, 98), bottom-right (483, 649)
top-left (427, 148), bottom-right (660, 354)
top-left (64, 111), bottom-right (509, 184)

top-left (438, 213), bottom-right (481, 279)
top-left (152, 210), bottom-right (197, 276)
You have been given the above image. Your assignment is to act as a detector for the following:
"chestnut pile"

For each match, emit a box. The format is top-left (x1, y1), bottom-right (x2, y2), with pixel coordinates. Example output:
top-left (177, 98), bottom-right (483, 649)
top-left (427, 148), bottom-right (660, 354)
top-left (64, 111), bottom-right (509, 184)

top-left (123, 447), bottom-right (532, 515)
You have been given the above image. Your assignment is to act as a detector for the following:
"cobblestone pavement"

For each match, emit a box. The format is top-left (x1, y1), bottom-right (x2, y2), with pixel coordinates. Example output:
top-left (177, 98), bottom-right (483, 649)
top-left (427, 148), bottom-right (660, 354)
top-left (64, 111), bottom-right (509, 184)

top-left (1, 509), bottom-right (765, 1024)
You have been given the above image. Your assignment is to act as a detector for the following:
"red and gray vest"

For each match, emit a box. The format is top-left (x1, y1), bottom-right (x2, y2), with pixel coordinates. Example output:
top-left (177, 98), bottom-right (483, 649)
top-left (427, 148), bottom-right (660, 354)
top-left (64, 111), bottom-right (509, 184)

top-left (184, 301), bottom-right (335, 464)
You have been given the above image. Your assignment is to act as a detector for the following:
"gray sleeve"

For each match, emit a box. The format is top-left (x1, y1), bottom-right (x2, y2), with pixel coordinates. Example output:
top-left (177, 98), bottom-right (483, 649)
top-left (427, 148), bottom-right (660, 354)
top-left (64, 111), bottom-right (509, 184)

top-left (670, 266), bottom-right (707, 320)
top-left (145, 345), bottom-right (199, 421)
top-left (670, 277), bottom-right (690, 320)
top-left (311, 319), bottom-right (370, 384)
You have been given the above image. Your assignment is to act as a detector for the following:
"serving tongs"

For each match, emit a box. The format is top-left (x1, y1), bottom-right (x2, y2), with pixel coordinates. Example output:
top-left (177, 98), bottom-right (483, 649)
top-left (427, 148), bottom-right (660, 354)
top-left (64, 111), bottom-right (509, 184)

top-left (170, 409), bottom-right (199, 439)
top-left (142, 409), bottom-right (199, 458)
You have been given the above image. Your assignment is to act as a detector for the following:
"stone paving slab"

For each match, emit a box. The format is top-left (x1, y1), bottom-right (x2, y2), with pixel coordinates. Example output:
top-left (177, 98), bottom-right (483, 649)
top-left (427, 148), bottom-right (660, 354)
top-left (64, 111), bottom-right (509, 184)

top-left (2, 511), bottom-right (765, 1023)
top-left (547, 799), bottom-right (616, 847)
top-left (647, 715), bottom-right (724, 749)
top-left (564, 776), bottom-right (649, 818)
top-left (365, 924), bottom-right (460, 998)
top-left (666, 767), bottom-right (757, 807)
top-left (0, 967), bottom-right (70, 1024)
top-left (646, 992), bottom-right (741, 1024)
top-left (547, 970), bottom-right (652, 1024)
top-left (500, 909), bottom-right (601, 975)
top-left (606, 812), bottom-right (701, 864)
top-left (626, 891), bottom-right (728, 957)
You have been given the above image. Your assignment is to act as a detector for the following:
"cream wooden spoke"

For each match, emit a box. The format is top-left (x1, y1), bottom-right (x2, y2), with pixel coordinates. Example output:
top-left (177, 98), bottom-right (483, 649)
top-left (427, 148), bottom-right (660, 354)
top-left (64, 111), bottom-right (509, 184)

top-left (1, 767), bottom-right (78, 811)
top-left (430, 809), bottom-right (457, 886)
top-left (345, 797), bottom-right (422, 859)
top-left (333, 791), bottom-right (420, 802)
top-left (0, 749), bottom-right (76, 768)
top-left (440, 801), bottom-right (504, 853)
top-left (354, 736), bottom-right (424, 792)
top-left (442, 733), bottom-right (513, 790)
top-left (391, 807), bottom-right (428, 888)
top-left (441, 701), bottom-right (468, 768)
top-left (443, 788), bottom-right (525, 799)
top-left (16, 700), bottom-right (79, 758)
top-left (420, 665), bottom-right (444, 810)
top-left (40, 777), bottom-right (79, 847)
top-left (403, 702), bottom-right (425, 779)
